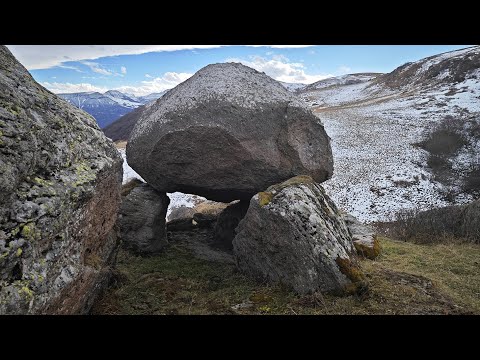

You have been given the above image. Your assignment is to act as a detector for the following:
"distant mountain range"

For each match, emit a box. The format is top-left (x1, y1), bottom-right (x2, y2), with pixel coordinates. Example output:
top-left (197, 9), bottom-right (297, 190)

top-left (59, 90), bottom-right (168, 128)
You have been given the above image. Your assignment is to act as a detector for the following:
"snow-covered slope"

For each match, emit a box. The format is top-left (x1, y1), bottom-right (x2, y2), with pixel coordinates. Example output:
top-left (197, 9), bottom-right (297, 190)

top-left (59, 90), bottom-right (166, 128)
top-left (300, 46), bottom-right (480, 222)
top-left (302, 73), bottom-right (381, 92)
top-left (279, 81), bottom-right (307, 92)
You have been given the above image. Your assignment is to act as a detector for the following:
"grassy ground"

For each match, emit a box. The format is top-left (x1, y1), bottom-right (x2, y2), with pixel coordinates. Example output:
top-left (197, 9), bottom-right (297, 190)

top-left (92, 236), bottom-right (480, 315)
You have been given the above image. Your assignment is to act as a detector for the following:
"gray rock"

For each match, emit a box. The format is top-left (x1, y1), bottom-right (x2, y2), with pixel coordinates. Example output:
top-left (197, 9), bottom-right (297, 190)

top-left (192, 212), bottom-right (217, 228)
top-left (166, 218), bottom-right (195, 232)
top-left (167, 206), bottom-right (196, 223)
top-left (0, 46), bottom-right (123, 314)
top-left (214, 201), bottom-right (250, 251)
top-left (233, 176), bottom-right (363, 295)
top-left (342, 213), bottom-right (380, 259)
top-left (118, 184), bottom-right (170, 254)
top-left (127, 63), bottom-right (333, 202)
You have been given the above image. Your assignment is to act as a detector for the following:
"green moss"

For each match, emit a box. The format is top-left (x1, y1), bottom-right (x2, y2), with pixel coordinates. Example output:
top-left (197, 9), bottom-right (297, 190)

top-left (258, 192), bottom-right (273, 207)
top-left (266, 175), bottom-right (315, 193)
top-left (33, 176), bottom-right (53, 187)
top-left (16, 248), bottom-right (23, 257)
top-left (256, 175), bottom-right (315, 207)
top-left (73, 162), bottom-right (96, 186)
top-left (336, 256), bottom-right (365, 283)
top-left (21, 223), bottom-right (38, 240)
top-left (11, 227), bottom-right (20, 237)
top-left (18, 286), bottom-right (34, 301)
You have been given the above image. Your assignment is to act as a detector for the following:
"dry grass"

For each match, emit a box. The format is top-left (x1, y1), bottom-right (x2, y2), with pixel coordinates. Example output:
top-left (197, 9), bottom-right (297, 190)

top-left (114, 140), bottom-right (128, 149)
top-left (193, 201), bottom-right (229, 217)
top-left (92, 236), bottom-right (479, 315)
top-left (121, 178), bottom-right (143, 197)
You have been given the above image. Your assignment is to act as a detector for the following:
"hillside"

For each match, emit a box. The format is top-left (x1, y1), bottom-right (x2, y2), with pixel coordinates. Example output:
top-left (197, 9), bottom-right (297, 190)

top-left (103, 105), bottom-right (145, 141)
top-left (299, 46), bottom-right (480, 222)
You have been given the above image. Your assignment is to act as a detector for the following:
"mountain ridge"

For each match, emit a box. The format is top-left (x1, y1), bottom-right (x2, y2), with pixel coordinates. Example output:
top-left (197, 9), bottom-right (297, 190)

top-left (59, 89), bottom-right (168, 128)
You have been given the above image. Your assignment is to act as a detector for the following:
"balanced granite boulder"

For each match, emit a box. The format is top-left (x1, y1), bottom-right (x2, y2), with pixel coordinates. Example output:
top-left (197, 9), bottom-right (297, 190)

top-left (118, 183), bottom-right (169, 254)
top-left (127, 63), bottom-right (333, 202)
top-left (0, 46), bottom-right (123, 314)
top-left (233, 176), bottom-right (363, 295)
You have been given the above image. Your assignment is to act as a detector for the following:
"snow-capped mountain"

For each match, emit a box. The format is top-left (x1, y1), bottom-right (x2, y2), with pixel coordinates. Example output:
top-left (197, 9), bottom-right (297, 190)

top-left (59, 90), bottom-right (167, 128)
top-left (279, 81), bottom-right (307, 92)
top-left (299, 46), bottom-right (480, 222)
top-left (302, 73), bottom-right (381, 92)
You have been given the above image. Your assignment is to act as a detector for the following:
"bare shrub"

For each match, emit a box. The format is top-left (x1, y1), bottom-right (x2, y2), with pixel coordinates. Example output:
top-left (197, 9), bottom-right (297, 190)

top-left (390, 201), bottom-right (479, 244)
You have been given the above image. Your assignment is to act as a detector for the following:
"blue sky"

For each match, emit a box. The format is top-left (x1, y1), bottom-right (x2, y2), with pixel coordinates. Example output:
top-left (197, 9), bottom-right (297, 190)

top-left (7, 45), bottom-right (471, 96)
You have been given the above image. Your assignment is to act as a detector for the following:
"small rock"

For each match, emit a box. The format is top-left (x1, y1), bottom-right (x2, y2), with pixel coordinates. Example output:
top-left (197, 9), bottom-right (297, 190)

top-left (342, 213), bottom-right (381, 259)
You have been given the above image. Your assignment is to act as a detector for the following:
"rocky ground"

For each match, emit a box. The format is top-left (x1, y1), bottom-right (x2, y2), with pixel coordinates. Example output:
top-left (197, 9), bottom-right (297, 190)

top-left (92, 231), bottom-right (479, 315)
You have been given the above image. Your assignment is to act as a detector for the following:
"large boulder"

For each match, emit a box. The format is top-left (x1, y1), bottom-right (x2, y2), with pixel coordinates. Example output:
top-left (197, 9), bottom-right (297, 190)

top-left (233, 176), bottom-right (363, 295)
top-left (127, 63), bottom-right (333, 202)
top-left (0, 46), bottom-right (123, 314)
top-left (118, 183), bottom-right (169, 254)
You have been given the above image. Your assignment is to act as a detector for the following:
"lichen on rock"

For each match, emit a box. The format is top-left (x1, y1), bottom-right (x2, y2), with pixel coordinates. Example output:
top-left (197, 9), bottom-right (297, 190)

top-left (0, 45), bottom-right (123, 314)
top-left (233, 175), bottom-right (363, 295)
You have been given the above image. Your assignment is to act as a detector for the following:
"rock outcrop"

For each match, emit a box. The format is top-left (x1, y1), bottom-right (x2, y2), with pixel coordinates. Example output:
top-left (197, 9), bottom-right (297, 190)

top-left (0, 46), bottom-right (123, 314)
top-left (127, 62), bottom-right (333, 202)
top-left (342, 214), bottom-right (380, 259)
top-left (118, 183), bottom-right (169, 254)
top-left (214, 201), bottom-right (250, 251)
top-left (233, 176), bottom-right (363, 295)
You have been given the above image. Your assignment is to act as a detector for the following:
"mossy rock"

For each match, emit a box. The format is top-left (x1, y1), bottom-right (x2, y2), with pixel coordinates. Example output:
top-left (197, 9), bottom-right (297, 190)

top-left (354, 236), bottom-right (381, 260)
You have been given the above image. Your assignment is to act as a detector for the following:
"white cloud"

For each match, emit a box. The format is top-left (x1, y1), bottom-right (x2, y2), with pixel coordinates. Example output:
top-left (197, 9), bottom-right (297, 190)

top-left (121, 66), bottom-right (127, 74)
top-left (41, 82), bottom-right (108, 94)
top-left (226, 55), bottom-right (333, 84)
top-left (6, 45), bottom-right (314, 70)
top-left (145, 74), bottom-right (152, 78)
top-left (116, 72), bottom-right (193, 96)
top-left (337, 65), bottom-right (351, 74)
top-left (42, 71), bottom-right (193, 96)
top-left (58, 64), bottom-right (83, 72)
top-left (81, 61), bottom-right (113, 76)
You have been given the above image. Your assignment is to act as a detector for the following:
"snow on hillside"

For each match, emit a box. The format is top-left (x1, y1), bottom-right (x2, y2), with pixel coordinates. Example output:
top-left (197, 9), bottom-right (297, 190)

top-left (279, 81), bottom-right (307, 92)
top-left (303, 60), bottom-right (480, 222)
top-left (303, 73), bottom-right (380, 92)
top-left (119, 148), bottom-right (204, 216)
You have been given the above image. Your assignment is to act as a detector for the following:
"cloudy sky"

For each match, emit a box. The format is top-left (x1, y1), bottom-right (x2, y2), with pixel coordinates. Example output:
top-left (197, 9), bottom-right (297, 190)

top-left (7, 45), bottom-right (470, 96)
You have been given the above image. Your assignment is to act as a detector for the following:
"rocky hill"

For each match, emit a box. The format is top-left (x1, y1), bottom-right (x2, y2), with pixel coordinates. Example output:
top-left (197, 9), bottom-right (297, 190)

top-left (298, 46), bottom-right (480, 222)
top-left (103, 105), bottom-right (146, 142)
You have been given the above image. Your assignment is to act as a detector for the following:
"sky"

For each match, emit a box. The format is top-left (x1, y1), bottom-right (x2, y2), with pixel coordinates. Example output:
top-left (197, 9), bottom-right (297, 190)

top-left (7, 45), bottom-right (472, 96)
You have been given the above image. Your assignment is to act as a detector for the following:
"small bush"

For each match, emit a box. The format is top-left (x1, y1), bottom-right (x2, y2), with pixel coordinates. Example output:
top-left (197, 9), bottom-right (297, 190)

top-left (391, 201), bottom-right (479, 244)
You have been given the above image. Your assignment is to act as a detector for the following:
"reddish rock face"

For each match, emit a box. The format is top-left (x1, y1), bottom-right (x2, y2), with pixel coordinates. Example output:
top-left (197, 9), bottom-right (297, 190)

top-left (0, 45), bottom-right (123, 314)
